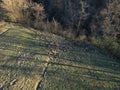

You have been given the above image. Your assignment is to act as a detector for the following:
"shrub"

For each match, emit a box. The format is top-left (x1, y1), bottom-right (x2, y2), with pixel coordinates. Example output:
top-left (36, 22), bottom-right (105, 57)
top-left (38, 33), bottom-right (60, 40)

top-left (1, 0), bottom-right (45, 27)
top-left (91, 36), bottom-right (120, 59)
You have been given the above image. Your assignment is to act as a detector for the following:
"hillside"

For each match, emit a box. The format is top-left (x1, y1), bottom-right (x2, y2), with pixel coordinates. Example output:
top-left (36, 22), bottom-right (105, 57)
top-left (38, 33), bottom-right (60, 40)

top-left (0, 24), bottom-right (120, 90)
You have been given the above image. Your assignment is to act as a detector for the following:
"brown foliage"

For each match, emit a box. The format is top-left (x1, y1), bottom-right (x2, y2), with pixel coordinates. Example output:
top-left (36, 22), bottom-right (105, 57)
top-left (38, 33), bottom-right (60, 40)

top-left (1, 0), bottom-right (45, 28)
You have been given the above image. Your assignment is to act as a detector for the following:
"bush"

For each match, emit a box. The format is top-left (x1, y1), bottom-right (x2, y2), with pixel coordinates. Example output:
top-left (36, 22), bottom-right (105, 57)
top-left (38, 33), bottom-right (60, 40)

top-left (91, 36), bottom-right (120, 59)
top-left (1, 0), bottom-right (45, 27)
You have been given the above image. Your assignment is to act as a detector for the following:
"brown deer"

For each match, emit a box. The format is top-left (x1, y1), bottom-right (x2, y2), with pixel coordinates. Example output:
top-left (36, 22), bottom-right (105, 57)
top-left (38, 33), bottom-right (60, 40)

top-left (0, 20), bottom-right (6, 26)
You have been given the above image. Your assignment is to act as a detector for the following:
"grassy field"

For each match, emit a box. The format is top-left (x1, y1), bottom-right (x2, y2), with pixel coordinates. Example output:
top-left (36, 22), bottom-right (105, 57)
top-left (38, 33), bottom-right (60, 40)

top-left (0, 24), bottom-right (120, 90)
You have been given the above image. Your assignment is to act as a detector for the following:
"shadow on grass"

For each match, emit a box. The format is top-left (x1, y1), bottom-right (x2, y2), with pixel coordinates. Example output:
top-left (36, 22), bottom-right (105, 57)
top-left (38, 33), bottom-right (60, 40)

top-left (0, 35), bottom-right (120, 74)
top-left (1, 52), bottom-right (120, 83)
top-left (0, 27), bottom-right (120, 85)
top-left (0, 64), bottom-right (42, 77)
top-left (44, 71), bottom-right (120, 90)
top-left (47, 67), bottom-right (120, 83)
top-left (0, 35), bottom-right (50, 49)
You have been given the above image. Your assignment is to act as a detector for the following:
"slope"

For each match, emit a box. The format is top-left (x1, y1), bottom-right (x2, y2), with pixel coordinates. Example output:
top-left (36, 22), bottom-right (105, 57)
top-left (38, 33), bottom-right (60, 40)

top-left (0, 24), bottom-right (120, 90)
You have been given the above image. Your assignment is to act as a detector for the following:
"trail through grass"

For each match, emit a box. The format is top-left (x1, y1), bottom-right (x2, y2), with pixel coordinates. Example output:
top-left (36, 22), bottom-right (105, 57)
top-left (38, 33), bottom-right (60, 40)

top-left (0, 24), bottom-right (120, 90)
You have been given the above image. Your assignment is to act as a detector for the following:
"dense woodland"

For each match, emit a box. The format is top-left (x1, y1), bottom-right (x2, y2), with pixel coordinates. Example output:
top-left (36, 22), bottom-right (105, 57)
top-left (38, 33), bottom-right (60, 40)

top-left (32, 0), bottom-right (120, 38)
top-left (0, 0), bottom-right (120, 59)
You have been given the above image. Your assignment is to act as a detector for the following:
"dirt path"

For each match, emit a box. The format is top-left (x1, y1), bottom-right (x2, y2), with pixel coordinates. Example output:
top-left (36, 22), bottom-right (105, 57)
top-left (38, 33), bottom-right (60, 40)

top-left (0, 24), bottom-right (11, 35)
top-left (36, 60), bottom-right (50, 90)
top-left (36, 37), bottom-right (62, 90)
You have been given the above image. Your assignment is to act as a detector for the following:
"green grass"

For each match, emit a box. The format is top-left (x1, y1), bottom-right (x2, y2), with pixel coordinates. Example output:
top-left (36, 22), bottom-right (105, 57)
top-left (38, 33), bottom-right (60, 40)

top-left (0, 24), bottom-right (120, 90)
top-left (90, 37), bottom-right (120, 59)
top-left (0, 23), bottom-right (10, 34)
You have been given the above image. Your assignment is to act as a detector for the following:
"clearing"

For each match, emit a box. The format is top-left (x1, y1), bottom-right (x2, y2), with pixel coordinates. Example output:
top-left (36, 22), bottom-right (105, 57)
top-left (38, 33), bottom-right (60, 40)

top-left (0, 24), bottom-right (120, 90)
